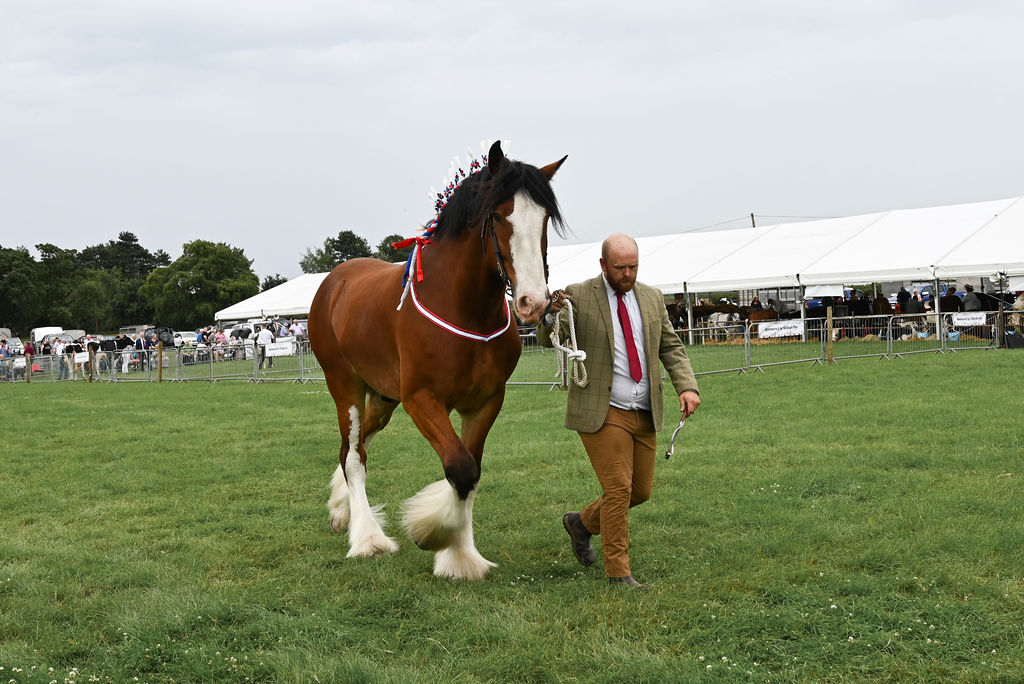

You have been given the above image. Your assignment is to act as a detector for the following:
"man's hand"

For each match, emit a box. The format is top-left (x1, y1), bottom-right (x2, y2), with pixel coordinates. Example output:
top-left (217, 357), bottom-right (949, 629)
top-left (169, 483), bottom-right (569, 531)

top-left (548, 289), bottom-right (567, 314)
top-left (679, 390), bottom-right (700, 418)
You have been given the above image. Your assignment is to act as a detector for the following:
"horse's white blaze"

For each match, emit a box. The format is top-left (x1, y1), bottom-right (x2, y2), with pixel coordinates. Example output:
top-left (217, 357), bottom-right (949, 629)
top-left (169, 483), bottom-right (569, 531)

top-left (433, 489), bottom-right (496, 580)
top-left (342, 405), bottom-right (398, 557)
top-left (507, 189), bottom-right (548, 322)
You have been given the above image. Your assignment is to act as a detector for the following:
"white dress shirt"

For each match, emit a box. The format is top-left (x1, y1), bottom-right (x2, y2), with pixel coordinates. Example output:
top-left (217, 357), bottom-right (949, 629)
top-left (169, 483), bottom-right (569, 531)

top-left (602, 275), bottom-right (651, 411)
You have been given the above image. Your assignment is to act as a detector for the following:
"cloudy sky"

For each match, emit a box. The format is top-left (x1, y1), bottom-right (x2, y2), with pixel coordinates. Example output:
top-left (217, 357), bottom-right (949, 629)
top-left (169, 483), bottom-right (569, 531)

top-left (3, 1), bottom-right (1022, 281)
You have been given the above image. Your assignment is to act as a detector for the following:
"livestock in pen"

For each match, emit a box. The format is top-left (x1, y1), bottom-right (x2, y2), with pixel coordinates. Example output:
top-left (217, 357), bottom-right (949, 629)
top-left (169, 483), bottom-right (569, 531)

top-left (309, 141), bottom-right (567, 580)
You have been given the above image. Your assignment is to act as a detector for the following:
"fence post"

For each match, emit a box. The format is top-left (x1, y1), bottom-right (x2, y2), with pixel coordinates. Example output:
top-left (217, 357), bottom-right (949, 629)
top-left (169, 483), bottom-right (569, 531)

top-left (744, 321), bottom-right (752, 370)
top-left (826, 306), bottom-right (835, 364)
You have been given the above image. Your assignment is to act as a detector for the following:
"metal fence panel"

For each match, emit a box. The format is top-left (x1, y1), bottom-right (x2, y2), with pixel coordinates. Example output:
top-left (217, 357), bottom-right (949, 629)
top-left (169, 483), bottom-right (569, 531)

top-left (889, 314), bottom-right (944, 357)
top-left (829, 314), bottom-right (891, 360)
top-left (746, 318), bottom-right (825, 369)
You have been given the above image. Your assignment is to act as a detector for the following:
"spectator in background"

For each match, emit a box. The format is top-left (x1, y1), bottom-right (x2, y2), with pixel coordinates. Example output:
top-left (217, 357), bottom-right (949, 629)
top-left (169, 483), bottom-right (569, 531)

top-left (134, 333), bottom-right (148, 371)
top-left (289, 319), bottom-right (306, 341)
top-left (905, 290), bottom-right (924, 314)
top-left (256, 324), bottom-right (275, 370)
top-left (55, 338), bottom-right (70, 380)
top-left (939, 286), bottom-right (963, 313)
top-left (750, 296), bottom-right (763, 310)
top-left (896, 286), bottom-right (911, 313)
top-left (961, 284), bottom-right (981, 311)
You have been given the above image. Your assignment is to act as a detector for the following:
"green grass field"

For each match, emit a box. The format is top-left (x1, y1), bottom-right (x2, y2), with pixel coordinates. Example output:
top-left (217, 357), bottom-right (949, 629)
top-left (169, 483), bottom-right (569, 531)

top-left (2, 350), bottom-right (1022, 682)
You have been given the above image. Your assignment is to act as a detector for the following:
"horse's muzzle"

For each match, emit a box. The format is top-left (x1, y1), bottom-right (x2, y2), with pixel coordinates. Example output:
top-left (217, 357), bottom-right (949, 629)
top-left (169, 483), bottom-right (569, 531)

top-left (516, 292), bottom-right (547, 325)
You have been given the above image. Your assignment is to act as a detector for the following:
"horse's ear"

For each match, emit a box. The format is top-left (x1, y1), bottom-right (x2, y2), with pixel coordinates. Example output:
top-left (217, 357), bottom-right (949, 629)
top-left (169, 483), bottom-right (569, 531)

top-left (487, 140), bottom-right (505, 173)
top-left (539, 155), bottom-right (568, 180)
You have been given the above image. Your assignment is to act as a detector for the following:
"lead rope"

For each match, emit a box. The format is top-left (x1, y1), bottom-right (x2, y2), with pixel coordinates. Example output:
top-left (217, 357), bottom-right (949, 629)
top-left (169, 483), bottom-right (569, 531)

top-left (549, 299), bottom-right (589, 388)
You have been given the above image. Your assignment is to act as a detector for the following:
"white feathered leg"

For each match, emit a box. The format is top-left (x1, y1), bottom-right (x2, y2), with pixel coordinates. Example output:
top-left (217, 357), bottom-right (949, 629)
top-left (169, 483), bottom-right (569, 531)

top-left (327, 463), bottom-right (351, 532)
top-left (403, 481), bottom-right (495, 580)
top-left (344, 456), bottom-right (399, 557)
top-left (433, 489), bottom-right (496, 581)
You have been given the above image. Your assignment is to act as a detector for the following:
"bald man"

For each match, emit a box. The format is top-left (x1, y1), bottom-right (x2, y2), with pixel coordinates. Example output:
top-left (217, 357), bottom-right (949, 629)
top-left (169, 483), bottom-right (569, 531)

top-left (539, 233), bottom-right (700, 590)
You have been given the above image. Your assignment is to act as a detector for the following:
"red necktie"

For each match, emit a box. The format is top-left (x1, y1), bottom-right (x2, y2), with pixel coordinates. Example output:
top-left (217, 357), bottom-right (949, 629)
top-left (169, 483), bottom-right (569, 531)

top-left (616, 292), bottom-right (643, 382)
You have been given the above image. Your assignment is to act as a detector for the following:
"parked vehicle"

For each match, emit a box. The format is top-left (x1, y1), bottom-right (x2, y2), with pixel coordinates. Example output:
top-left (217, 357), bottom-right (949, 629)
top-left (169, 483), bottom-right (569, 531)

top-left (30, 326), bottom-right (64, 343)
top-left (174, 331), bottom-right (199, 347)
top-left (6, 337), bottom-right (25, 354)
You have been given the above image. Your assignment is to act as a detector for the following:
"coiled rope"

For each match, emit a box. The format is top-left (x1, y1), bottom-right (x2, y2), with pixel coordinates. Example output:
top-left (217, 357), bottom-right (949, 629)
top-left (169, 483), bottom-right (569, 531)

top-left (548, 299), bottom-right (589, 388)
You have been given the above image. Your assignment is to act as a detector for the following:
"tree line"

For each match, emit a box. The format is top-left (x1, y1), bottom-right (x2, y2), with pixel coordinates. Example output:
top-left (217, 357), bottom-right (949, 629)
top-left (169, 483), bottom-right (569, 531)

top-left (0, 230), bottom-right (414, 335)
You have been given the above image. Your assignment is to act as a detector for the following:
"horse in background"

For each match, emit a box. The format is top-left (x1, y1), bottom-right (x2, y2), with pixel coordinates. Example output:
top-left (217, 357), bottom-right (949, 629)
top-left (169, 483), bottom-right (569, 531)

top-left (309, 141), bottom-right (566, 580)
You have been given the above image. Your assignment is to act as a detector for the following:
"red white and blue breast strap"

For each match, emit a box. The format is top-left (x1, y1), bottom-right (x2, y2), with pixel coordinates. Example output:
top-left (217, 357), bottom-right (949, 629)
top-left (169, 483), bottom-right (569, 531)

top-left (408, 276), bottom-right (512, 342)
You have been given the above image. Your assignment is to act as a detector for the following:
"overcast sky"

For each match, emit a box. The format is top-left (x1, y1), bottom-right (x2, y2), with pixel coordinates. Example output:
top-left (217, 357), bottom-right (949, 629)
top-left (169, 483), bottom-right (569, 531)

top-left (3, 1), bottom-right (1022, 281)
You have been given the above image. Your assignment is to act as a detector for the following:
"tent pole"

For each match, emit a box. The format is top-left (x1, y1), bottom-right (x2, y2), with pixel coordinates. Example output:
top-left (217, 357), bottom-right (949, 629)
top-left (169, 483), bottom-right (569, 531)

top-left (799, 284), bottom-right (807, 343)
top-left (684, 284), bottom-right (694, 346)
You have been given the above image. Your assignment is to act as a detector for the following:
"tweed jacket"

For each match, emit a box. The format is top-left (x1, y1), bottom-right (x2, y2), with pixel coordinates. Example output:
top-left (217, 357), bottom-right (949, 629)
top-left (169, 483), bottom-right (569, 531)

top-left (539, 275), bottom-right (698, 433)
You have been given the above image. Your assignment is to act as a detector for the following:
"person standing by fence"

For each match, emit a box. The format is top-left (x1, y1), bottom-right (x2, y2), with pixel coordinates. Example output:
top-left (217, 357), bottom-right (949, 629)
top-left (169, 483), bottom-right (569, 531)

top-left (256, 324), bottom-right (275, 370)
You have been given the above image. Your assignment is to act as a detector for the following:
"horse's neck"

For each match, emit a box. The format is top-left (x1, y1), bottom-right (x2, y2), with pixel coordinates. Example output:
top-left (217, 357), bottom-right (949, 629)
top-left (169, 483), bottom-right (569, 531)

top-left (420, 235), bottom-right (507, 323)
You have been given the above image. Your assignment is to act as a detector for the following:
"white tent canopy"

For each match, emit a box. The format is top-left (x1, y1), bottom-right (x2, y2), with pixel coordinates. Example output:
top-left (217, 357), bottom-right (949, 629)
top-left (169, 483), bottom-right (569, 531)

top-left (215, 273), bottom-right (328, 322)
top-left (215, 195), bottom-right (1024, 324)
top-left (546, 196), bottom-right (1024, 295)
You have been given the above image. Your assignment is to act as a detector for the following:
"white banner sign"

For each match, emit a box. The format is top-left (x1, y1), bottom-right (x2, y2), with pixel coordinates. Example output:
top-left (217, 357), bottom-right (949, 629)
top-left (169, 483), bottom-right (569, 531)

top-left (758, 320), bottom-right (805, 338)
top-left (952, 312), bottom-right (986, 326)
top-left (265, 340), bottom-right (295, 357)
top-left (74, 351), bottom-right (90, 364)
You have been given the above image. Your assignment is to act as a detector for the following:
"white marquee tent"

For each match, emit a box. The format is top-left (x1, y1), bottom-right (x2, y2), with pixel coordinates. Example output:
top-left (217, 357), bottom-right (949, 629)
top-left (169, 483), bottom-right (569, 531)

top-left (216, 195), bottom-right (1024, 322)
top-left (215, 272), bottom-right (328, 322)
top-left (547, 195), bottom-right (1024, 295)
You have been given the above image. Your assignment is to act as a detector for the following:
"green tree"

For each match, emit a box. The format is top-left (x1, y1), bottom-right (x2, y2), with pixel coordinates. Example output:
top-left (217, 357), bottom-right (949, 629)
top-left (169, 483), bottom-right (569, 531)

top-left (299, 230), bottom-right (372, 273)
top-left (77, 231), bottom-right (170, 328)
top-left (261, 273), bottom-right (289, 291)
top-left (0, 245), bottom-right (42, 333)
top-left (299, 245), bottom-right (334, 274)
top-left (141, 240), bottom-right (259, 329)
top-left (34, 243), bottom-right (84, 329)
top-left (77, 231), bottom-right (170, 278)
top-left (67, 269), bottom-right (119, 332)
top-left (375, 234), bottom-right (414, 263)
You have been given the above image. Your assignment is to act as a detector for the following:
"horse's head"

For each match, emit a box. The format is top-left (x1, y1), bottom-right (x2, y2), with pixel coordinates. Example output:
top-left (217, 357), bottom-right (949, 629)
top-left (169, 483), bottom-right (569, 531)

top-left (480, 141), bottom-right (567, 324)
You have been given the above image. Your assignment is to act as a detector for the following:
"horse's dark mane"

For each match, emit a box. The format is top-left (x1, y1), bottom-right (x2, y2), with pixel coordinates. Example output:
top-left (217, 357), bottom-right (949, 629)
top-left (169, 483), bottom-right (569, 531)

top-left (431, 158), bottom-right (566, 241)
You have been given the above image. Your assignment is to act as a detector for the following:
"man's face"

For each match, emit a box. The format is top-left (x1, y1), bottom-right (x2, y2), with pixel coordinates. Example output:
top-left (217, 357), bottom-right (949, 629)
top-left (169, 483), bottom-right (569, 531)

top-left (601, 241), bottom-right (639, 294)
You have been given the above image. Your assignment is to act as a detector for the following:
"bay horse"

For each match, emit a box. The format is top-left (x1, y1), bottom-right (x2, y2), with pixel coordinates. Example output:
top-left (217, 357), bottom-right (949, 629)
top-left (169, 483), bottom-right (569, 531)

top-left (309, 141), bottom-right (566, 580)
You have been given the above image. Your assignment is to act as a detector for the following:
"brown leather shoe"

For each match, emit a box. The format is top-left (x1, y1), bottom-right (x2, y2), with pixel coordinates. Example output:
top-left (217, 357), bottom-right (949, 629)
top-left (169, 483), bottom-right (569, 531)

top-left (562, 512), bottom-right (596, 566)
top-left (608, 575), bottom-right (648, 592)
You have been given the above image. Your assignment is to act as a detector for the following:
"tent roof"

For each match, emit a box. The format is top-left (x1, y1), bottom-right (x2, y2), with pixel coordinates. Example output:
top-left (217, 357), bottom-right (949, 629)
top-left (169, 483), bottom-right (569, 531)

top-left (546, 195), bottom-right (1024, 294)
top-left (215, 273), bottom-right (328, 322)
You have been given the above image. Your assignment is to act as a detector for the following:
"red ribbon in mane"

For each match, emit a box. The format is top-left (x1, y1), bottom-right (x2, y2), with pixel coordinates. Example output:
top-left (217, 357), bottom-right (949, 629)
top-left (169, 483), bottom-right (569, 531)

top-left (392, 233), bottom-right (434, 283)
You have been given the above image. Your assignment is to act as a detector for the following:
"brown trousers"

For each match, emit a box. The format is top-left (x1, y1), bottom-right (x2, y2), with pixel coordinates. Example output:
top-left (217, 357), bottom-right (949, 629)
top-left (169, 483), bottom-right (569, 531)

top-left (577, 407), bottom-right (657, 578)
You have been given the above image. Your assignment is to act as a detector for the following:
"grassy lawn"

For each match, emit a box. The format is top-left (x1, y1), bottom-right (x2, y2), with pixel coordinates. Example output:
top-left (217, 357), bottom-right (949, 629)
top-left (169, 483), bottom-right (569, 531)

top-left (2, 350), bottom-right (1022, 681)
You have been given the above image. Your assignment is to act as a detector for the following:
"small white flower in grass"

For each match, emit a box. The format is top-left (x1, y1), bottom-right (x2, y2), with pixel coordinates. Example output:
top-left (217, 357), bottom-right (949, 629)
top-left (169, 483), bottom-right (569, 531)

top-left (831, 604), bottom-right (837, 609)
top-left (721, 657), bottom-right (728, 663)
top-left (848, 636), bottom-right (854, 642)
top-left (698, 656), bottom-right (705, 661)
top-left (706, 665), bottom-right (712, 670)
